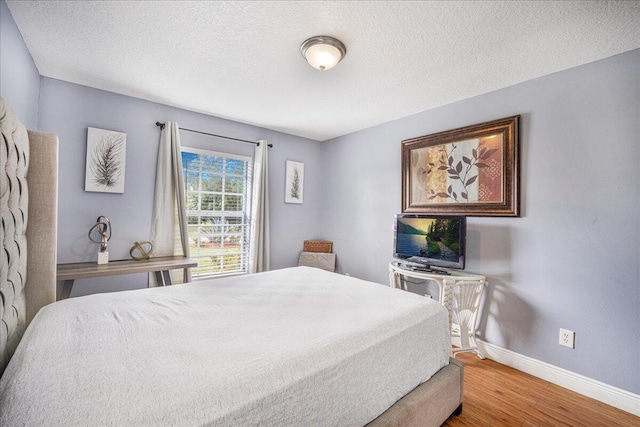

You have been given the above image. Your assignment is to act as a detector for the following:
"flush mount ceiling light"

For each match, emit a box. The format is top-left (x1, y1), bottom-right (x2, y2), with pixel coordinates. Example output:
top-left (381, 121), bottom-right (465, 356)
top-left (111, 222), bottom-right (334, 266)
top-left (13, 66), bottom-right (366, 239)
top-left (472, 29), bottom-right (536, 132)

top-left (300, 36), bottom-right (347, 71)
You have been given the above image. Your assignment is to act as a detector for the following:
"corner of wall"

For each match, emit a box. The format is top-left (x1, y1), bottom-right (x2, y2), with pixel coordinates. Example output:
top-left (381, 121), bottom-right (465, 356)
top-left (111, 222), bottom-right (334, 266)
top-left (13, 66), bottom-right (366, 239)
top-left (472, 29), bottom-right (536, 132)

top-left (1, 0), bottom-right (41, 130)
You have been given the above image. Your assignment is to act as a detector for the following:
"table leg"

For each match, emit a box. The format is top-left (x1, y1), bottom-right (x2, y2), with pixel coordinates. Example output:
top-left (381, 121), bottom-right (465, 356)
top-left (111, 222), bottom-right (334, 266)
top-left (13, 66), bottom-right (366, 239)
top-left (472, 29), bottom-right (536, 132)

top-left (441, 278), bottom-right (454, 334)
top-left (450, 280), bottom-right (486, 359)
top-left (59, 280), bottom-right (75, 300)
top-left (388, 269), bottom-right (396, 288)
top-left (163, 270), bottom-right (173, 285)
top-left (155, 270), bottom-right (173, 286)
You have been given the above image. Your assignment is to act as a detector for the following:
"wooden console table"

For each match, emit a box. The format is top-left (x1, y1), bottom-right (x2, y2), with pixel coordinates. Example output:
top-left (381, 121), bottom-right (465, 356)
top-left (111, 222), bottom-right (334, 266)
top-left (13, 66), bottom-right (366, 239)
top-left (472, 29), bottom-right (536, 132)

top-left (56, 256), bottom-right (198, 300)
top-left (389, 261), bottom-right (486, 358)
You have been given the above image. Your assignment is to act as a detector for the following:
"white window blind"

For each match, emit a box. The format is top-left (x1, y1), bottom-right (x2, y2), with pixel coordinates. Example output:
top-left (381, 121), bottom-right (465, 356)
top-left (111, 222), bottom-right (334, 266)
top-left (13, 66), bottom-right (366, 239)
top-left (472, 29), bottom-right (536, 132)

top-left (181, 147), bottom-right (252, 278)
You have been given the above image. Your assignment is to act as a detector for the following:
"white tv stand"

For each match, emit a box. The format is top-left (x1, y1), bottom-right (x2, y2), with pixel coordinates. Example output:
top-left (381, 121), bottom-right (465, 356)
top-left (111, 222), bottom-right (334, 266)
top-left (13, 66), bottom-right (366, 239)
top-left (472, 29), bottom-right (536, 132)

top-left (389, 261), bottom-right (486, 359)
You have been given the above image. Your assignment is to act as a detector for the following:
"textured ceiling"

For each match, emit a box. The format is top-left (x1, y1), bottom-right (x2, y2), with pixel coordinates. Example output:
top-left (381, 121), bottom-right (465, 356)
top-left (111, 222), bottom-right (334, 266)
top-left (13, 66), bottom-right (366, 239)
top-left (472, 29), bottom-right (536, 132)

top-left (6, 1), bottom-right (640, 141)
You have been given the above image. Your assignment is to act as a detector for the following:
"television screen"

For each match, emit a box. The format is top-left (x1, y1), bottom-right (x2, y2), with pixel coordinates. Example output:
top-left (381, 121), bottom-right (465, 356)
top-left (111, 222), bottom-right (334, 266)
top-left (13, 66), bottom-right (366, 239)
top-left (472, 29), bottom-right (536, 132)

top-left (393, 214), bottom-right (466, 270)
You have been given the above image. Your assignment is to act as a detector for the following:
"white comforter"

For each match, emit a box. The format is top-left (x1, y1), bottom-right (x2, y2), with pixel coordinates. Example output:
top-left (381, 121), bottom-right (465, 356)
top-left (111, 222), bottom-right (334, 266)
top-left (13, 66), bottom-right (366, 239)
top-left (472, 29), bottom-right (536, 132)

top-left (0, 267), bottom-right (450, 426)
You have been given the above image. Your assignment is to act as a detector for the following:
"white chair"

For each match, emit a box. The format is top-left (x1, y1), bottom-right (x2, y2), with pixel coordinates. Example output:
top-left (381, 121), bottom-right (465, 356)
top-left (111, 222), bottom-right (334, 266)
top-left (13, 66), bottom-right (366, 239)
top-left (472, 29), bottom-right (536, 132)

top-left (297, 251), bottom-right (336, 272)
top-left (450, 280), bottom-right (486, 359)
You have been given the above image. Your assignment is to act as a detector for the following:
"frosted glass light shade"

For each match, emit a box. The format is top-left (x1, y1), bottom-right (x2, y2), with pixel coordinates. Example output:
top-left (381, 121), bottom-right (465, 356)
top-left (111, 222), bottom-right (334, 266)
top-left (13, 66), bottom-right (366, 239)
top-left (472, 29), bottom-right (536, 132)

top-left (301, 36), bottom-right (346, 71)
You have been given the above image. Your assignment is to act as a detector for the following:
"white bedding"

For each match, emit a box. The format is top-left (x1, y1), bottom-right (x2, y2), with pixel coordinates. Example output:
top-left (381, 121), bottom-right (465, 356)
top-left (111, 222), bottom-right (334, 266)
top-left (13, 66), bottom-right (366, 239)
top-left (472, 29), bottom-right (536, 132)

top-left (0, 266), bottom-right (450, 426)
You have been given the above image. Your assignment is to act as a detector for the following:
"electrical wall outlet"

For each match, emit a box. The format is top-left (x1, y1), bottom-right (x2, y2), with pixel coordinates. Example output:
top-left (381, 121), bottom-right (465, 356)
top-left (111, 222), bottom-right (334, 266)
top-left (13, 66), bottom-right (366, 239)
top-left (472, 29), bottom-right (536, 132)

top-left (559, 328), bottom-right (575, 349)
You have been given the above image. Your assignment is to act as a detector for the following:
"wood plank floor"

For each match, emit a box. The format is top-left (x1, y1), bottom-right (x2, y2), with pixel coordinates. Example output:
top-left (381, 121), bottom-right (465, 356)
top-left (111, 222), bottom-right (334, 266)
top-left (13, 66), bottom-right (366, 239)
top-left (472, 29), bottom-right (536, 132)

top-left (442, 353), bottom-right (639, 426)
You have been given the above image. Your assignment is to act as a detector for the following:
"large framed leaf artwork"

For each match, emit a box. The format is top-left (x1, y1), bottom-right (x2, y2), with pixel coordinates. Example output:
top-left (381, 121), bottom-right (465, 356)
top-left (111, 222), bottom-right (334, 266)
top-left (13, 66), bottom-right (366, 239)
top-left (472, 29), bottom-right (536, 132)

top-left (85, 127), bottom-right (127, 193)
top-left (402, 116), bottom-right (520, 217)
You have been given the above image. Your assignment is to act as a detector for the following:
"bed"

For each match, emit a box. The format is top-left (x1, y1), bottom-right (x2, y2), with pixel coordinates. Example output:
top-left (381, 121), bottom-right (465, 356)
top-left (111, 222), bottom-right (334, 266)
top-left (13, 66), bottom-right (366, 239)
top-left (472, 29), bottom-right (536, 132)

top-left (0, 98), bottom-right (463, 426)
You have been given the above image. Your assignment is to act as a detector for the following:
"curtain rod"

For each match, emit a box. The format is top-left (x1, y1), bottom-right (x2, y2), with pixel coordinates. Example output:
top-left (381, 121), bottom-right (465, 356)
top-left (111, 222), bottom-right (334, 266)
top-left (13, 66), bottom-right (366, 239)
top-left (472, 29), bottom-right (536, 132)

top-left (155, 122), bottom-right (272, 147)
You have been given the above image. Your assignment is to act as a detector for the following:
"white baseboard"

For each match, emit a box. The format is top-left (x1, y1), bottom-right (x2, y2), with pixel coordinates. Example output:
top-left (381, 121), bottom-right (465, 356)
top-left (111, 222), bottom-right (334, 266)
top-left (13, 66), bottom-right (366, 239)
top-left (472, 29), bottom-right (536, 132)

top-left (452, 337), bottom-right (640, 417)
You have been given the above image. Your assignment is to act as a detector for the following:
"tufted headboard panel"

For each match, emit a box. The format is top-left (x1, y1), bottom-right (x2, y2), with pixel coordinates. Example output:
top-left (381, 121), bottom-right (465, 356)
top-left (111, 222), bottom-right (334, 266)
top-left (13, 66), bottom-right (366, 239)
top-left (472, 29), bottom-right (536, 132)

top-left (0, 98), bottom-right (58, 375)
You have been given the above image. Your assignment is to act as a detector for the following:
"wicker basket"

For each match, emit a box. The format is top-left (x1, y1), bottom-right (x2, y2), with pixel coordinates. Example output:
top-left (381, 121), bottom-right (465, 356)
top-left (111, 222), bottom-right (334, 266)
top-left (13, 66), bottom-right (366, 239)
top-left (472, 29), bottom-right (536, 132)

top-left (303, 240), bottom-right (333, 253)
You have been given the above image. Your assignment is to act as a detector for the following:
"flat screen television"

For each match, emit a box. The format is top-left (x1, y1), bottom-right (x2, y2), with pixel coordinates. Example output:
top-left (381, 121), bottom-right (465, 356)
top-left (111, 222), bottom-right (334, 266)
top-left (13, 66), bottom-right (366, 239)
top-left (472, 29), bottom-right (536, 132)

top-left (393, 214), bottom-right (466, 270)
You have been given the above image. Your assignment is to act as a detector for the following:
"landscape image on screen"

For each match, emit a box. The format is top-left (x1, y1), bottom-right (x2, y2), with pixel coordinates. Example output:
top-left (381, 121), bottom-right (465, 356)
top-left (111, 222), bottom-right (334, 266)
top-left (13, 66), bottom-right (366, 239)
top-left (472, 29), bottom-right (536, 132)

top-left (396, 218), bottom-right (461, 262)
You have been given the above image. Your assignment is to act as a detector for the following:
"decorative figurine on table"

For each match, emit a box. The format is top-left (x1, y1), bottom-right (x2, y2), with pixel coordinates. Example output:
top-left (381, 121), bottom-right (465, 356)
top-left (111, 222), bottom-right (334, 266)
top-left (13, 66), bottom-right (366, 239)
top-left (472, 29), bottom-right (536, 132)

top-left (129, 241), bottom-right (153, 261)
top-left (88, 216), bottom-right (112, 264)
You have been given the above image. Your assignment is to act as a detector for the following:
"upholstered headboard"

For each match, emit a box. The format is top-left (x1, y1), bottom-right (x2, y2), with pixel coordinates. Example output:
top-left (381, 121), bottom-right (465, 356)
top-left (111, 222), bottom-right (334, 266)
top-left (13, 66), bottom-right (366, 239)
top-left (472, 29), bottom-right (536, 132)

top-left (1, 98), bottom-right (58, 375)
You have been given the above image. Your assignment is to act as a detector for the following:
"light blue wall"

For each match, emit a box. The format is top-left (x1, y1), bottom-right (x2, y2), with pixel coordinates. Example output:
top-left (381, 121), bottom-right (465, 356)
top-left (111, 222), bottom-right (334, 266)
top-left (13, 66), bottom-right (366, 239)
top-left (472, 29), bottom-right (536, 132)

top-left (0, 0), bottom-right (39, 129)
top-left (320, 49), bottom-right (640, 394)
top-left (39, 78), bottom-right (322, 296)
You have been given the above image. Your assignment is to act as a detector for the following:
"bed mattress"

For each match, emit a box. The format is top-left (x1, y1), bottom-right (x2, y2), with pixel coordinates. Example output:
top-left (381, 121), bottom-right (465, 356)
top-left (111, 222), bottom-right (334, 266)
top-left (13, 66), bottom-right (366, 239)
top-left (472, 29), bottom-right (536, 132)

top-left (0, 266), bottom-right (450, 426)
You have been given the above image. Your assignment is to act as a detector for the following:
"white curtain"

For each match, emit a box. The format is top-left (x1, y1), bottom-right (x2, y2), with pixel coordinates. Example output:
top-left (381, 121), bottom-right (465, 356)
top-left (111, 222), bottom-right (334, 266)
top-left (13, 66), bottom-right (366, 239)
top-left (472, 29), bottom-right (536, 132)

top-left (248, 140), bottom-right (270, 273)
top-left (149, 121), bottom-right (191, 285)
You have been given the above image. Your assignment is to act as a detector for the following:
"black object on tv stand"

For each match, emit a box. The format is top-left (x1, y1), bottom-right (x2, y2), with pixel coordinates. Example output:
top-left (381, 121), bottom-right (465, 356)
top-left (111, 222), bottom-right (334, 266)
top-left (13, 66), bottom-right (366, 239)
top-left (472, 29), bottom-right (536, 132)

top-left (401, 262), bottom-right (452, 275)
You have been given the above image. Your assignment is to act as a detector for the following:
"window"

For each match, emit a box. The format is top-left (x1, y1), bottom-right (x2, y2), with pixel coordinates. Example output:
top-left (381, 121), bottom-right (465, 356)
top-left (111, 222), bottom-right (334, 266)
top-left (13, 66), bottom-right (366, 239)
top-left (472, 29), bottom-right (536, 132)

top-left (182, 147), bottom-right (252, 278)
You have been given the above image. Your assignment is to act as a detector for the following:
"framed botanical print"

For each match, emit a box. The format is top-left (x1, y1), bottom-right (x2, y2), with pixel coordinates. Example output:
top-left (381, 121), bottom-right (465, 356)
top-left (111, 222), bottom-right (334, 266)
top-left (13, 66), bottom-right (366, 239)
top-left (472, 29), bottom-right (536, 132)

top-left (285, 160), bottom-right (304, 204)
top-left (402, 115), bottom-right (520, 216)
top-left (85, 127), bottom-right (127, 193)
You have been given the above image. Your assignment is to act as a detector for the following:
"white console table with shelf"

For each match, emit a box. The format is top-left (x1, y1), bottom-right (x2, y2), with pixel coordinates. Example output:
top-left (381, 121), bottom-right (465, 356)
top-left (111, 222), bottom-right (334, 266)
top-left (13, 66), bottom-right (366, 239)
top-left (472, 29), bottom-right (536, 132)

top-left (389, 261), bottom-right (486, 358)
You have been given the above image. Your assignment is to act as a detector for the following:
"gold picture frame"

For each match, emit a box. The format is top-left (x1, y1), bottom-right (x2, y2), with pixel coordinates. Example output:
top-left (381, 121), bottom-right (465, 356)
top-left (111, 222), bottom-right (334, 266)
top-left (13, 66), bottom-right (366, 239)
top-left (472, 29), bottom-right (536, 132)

top-left (402, 115), bottom-right (520, 217)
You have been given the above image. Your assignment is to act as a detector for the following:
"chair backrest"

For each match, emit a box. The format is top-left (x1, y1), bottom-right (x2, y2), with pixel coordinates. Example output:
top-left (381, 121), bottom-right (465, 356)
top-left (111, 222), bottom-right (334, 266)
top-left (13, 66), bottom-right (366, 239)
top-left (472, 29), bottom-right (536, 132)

top-left (298, 251), bottom-right (336, 272)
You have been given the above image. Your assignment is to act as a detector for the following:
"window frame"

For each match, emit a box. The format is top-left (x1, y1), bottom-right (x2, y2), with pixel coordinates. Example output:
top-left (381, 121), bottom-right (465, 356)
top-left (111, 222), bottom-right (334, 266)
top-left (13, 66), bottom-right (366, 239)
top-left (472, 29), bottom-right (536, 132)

top-left (181, 146), bottom-right (252, 280)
